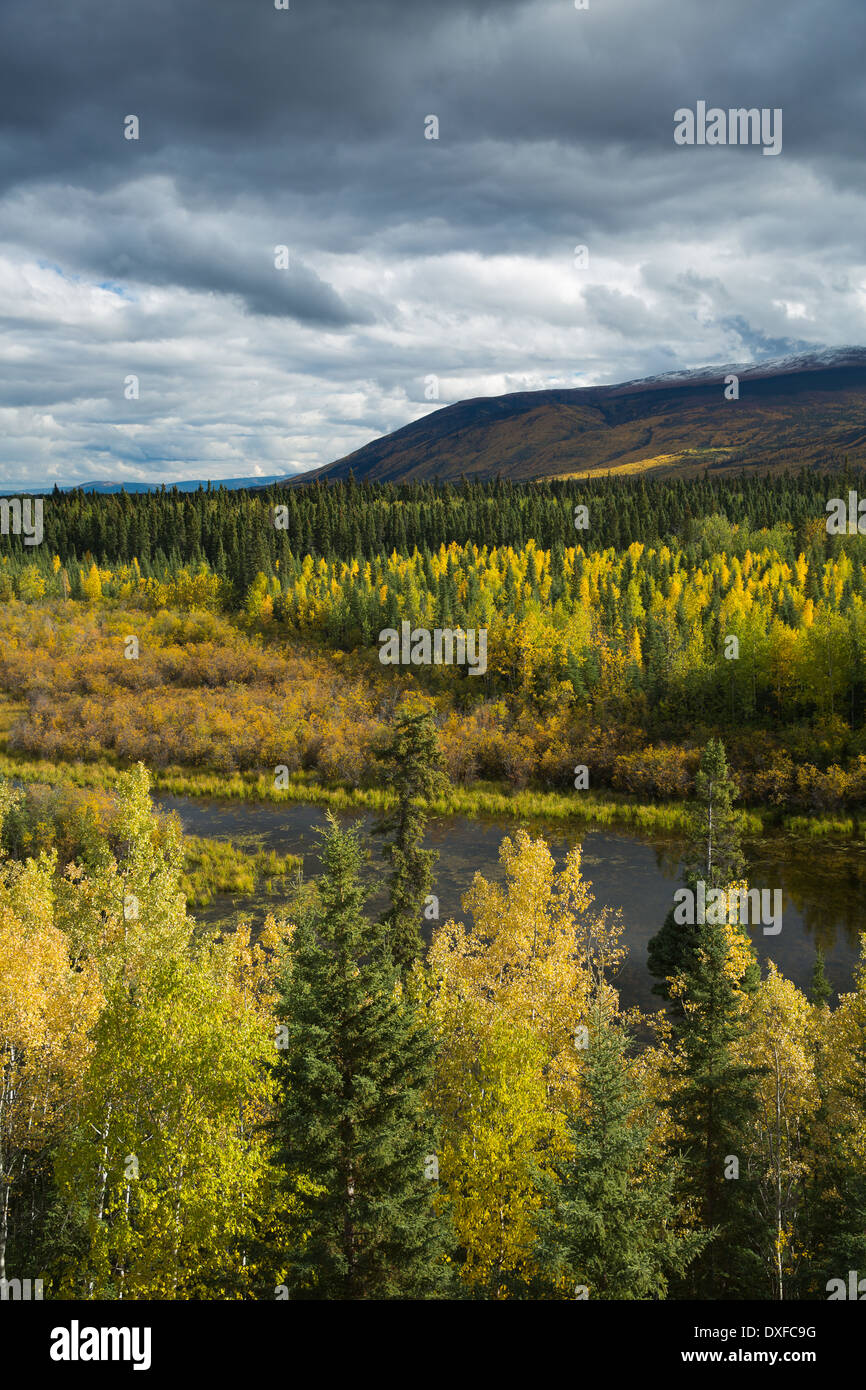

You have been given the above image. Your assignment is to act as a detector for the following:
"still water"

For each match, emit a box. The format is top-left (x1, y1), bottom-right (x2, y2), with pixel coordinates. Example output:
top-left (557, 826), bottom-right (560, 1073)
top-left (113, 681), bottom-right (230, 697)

top-left (156, 794), bottom-right (866, 1014)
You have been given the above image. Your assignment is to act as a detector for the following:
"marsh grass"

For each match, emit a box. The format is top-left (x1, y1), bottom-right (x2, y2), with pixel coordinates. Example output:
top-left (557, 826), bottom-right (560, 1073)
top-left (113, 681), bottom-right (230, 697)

top-left (179, 834), bottom-right (300, 907)
top-left (783, 814), bottom-right (860, 838)
top-left (0, 686), bottom-right (851, 843)
top-left (3, 746), bottom-right (853, 841)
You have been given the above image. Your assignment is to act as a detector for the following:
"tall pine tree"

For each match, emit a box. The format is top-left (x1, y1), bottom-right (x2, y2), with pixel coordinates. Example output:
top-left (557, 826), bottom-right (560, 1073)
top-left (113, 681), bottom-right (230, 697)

top-left (800, 937), bottom-right (866, 1296)
top-left (648, 738), bottom-right (748, 1001)
top-left (372, 708), bottom-right (449, 975)
top-left (538, 1002), bottom-right (704, 1299)
top-left (272, 814), bottom-right (452, 1299)
top-left (663, 917), bottom-right (767, 1299)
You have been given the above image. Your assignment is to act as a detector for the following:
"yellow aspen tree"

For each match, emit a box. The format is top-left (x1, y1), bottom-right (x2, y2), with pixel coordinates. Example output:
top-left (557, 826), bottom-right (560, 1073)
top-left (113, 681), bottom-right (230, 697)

top-left (736, 964), bottom-right (819, 1300)
top-left (0, 834), bottom-right (102, 1285)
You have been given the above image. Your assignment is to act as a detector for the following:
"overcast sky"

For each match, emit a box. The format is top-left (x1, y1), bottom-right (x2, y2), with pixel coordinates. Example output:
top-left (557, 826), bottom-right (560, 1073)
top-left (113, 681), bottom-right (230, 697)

top-left (1, 0), bottom-right (864, 486)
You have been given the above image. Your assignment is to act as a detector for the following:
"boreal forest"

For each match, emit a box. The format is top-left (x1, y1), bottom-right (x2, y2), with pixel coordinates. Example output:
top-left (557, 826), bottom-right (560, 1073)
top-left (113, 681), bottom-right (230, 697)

top-left (2, 473), bottom-right (866, 1304)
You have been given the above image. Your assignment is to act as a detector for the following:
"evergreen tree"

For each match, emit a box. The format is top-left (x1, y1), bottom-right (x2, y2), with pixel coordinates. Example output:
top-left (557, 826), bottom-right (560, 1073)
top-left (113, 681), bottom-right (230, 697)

top-left (272, 815), bottom-right (452, 1299)
top-left (663, 918), bottom-right (767, 1299)
top-left (687, 739), bottom-right (744, 888)
top-left (648, 738), bottom-right (747, 1000)
top-left (539, 1003), bottom-right (704, 1299)
top-left (372, 709), bottom-right (449, 975)
top-left (807, 1141), bottom-right (866, 1297)
top-left (810, 946), bottom-right (833, 1006)
top-left (800, 940), bottom-right (866, 1295)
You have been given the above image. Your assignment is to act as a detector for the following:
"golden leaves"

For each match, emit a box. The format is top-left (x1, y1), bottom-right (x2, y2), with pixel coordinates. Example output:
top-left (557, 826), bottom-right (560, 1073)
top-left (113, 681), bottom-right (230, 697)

top-left (427, 828), bottom-right (628, 1293)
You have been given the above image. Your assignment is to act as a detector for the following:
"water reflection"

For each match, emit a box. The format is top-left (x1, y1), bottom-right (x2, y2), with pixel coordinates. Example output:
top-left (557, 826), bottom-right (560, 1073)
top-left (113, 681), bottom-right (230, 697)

top-left (155, 795), bottom-right (864, 1015)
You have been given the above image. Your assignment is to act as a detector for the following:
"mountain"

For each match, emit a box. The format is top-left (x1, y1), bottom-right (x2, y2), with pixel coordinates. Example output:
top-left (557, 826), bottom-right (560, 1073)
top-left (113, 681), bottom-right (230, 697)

top-left (8, 349), bottom-right (866, 495)
top-left (300, 347), bottom-right (866, 485)
top-left (1, 475), bottom-right (290, 496)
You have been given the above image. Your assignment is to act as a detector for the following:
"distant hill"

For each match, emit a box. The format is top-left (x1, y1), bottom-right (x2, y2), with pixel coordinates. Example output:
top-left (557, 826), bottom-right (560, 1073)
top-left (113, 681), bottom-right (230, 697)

top-left (299, 347), bottom-right (866, 485)
top-left (1, 475), bottom-right (289, 495)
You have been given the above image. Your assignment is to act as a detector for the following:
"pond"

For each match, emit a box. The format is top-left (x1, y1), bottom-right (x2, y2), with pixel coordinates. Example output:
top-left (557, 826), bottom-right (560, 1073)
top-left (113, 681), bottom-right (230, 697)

top-left (156, 793), bottom-right (866, 1014)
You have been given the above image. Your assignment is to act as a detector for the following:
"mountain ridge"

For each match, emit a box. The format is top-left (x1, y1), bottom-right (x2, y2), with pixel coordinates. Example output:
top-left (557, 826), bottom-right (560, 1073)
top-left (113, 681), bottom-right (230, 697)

top-left (297, 347), bottom-right (866, 485)
top-left (7, 349), bottom-right (866, 494)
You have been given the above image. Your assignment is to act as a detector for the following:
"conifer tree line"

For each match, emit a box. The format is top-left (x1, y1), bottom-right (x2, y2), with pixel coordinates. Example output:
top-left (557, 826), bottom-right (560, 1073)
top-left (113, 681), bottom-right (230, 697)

top-left (3, 470), bottom-right (865, 591)
top-left (8, 513), bottom-right (866, 813)
top-left (6, 474), bottom-right (866, 745)
top-left (3, 719), bottom-right (866, 1301)
top-left (8, 506), bottom-right (866, 807)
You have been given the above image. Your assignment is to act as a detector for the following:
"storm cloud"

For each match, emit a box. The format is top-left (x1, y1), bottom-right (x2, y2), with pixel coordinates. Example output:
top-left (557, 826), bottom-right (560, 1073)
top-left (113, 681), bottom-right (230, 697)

top-left (0, 0), bottom-right (864, 484)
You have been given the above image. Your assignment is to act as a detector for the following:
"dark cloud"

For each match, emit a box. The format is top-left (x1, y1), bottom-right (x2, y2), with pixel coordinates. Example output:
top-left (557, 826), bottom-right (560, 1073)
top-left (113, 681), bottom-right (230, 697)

top-left (0, 0), bottom-right (864, 483)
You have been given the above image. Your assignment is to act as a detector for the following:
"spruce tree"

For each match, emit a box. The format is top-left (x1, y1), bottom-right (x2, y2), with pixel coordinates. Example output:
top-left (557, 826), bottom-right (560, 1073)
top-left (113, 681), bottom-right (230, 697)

top-left (689, 739), bottom-right (745, 887)
top-left (807, 1144), bottom-right (866, 1297)
top-left (648, 738), bottom-right (748, 1000)
top-left (663, 918), bottom-right (767, 1299)
top-left (372, 708), bottom-right (449, 975)
top-left (810, 946), bottom-right (833, 1006)
top-left (273, 815), bottom-right (452, 1299)
top-left (539, 1004), bottom-right (704, 1299)
top-left (800, 943), bottom-right (866, 1296)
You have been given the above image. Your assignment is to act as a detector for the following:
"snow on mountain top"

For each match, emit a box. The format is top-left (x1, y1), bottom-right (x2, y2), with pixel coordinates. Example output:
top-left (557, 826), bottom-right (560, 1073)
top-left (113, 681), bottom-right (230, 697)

top-left (611, 346), bottom-right (866, 392)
